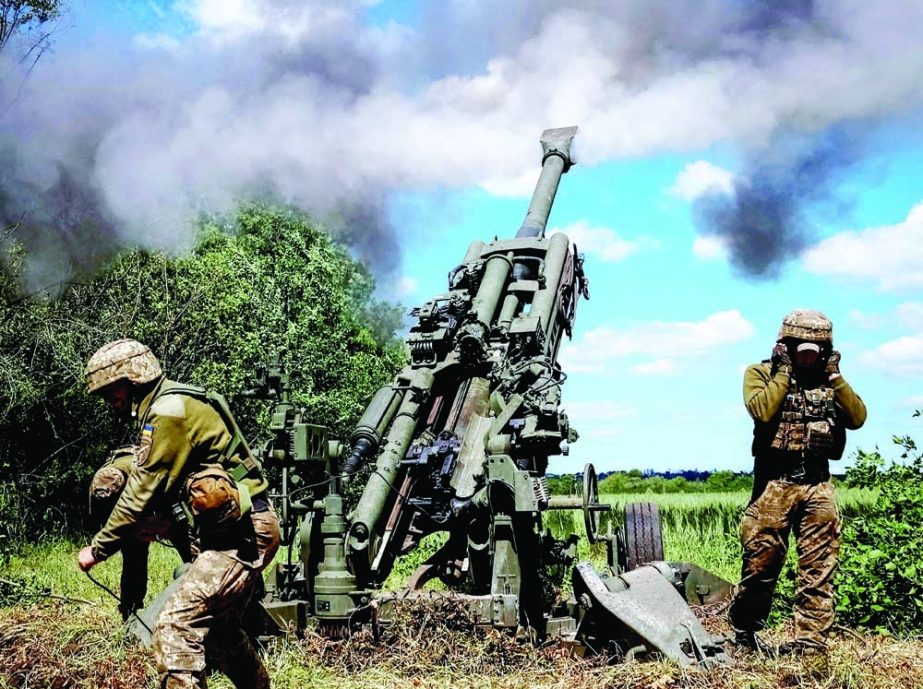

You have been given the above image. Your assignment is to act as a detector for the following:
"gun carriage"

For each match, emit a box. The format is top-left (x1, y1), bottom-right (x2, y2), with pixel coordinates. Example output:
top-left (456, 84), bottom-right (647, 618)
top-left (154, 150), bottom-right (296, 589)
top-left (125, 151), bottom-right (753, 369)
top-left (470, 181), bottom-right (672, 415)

top-left (236, 128), bottom-right (732, 666)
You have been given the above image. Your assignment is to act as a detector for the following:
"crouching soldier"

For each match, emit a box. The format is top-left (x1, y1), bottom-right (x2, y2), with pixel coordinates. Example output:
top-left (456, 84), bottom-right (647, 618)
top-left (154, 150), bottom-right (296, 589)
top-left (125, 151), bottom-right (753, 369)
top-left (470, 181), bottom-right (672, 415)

top-left (77, 339), bottom-right (281, 689)
top-left (88, 446), bottom-right (193, 621)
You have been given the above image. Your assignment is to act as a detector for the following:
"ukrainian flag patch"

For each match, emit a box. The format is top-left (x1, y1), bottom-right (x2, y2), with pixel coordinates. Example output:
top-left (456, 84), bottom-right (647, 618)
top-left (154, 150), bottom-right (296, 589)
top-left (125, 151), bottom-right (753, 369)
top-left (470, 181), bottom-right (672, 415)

top-left (137, 424), bottom-right (155, 466)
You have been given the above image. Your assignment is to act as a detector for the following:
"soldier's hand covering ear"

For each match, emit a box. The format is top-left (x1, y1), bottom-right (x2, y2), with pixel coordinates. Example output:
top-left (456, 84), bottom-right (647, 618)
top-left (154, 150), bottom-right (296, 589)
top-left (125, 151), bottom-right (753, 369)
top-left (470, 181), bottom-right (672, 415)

top-left (826, 350), bottom-right (841, 380)
top-left (771, 342), bottom-right (792, 371)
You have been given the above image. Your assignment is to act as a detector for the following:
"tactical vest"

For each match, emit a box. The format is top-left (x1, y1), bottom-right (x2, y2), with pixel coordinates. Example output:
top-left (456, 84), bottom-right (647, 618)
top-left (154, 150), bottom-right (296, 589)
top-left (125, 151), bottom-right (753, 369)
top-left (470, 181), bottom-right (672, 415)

top-left (769, 381), bottom-right (839, 457)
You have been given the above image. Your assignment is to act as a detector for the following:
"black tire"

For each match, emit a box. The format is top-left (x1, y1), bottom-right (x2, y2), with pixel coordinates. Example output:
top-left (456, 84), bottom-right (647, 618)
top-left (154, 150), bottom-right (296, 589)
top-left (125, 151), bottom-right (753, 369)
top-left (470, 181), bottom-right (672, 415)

top-left (623, 502), bottom-right (664, 570)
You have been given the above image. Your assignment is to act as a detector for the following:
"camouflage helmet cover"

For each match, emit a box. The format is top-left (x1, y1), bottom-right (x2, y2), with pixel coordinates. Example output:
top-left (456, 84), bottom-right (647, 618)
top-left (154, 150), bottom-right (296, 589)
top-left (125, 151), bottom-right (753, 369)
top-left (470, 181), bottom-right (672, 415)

top-left (84, 338), bottom-right (162, 393)
top-left (777, 309), bottom-right (833, 342)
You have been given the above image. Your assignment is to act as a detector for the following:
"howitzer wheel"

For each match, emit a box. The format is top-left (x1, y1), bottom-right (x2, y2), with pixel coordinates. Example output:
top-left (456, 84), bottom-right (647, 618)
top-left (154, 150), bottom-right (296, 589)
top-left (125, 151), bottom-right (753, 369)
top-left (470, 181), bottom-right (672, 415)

top-left (583, 463), bottom-right (601, 544)
top-left (623, 502), bottom-right (664, 570)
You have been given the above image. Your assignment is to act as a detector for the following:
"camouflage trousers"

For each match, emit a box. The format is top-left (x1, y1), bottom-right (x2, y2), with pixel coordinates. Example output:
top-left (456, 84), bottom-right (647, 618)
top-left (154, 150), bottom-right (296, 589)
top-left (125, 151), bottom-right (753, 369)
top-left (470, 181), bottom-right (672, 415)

top-left (728, 479), bottom-right (841, 647)
top-left (153, 507), bottom-right (281, 689)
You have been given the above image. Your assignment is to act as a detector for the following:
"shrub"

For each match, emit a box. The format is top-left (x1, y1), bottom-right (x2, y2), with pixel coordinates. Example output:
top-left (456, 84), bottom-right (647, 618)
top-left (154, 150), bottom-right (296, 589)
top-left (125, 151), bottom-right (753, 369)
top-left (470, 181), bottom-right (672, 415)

top-left (836, 421), bottom-right (923, 635)
top-left (0, 204), bottom-right (406, 539)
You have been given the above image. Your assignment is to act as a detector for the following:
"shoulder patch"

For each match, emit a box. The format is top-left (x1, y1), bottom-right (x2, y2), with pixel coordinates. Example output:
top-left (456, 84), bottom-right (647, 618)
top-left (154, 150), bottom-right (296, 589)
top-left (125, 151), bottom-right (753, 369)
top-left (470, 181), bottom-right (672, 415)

top-left (150, 394), bottom-right (187, 419)
top-left (136, 424), bottom-right (155, 467)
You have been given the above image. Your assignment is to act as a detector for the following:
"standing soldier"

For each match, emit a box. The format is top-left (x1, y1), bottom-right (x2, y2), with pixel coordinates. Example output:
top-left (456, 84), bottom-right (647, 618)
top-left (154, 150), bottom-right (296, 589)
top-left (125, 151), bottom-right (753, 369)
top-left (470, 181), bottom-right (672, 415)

top-left (77, 339), bottom-right (281, 689)
top-left (729, 310), bottom-right (866, 655)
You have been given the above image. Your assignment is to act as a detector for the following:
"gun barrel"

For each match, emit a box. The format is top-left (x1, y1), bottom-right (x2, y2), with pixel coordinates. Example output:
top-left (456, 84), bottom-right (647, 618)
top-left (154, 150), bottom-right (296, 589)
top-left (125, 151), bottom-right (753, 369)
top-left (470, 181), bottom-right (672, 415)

top-left (515, 126), bottom-right (578, 238)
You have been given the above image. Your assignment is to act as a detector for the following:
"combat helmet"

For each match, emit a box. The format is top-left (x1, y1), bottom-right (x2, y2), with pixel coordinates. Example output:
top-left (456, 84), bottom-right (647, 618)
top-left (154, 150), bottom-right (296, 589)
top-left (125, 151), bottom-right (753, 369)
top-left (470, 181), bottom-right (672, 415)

top-left (85, 338), bottom-right (162, 393)
top-left (777, 309), bottom-right (833, 342)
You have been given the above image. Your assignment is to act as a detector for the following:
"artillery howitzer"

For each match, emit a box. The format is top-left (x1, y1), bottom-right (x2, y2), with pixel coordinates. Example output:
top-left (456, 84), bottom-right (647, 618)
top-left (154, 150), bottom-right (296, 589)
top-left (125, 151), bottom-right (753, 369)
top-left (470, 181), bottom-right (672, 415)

top-left (243, 127), bottom-right (733, 666)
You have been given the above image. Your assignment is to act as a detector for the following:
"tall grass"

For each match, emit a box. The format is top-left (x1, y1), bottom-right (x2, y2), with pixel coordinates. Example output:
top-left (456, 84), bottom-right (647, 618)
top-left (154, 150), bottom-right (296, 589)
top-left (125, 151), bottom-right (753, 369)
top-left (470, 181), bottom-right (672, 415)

top-left (543, 487), bottom-right (878, 583)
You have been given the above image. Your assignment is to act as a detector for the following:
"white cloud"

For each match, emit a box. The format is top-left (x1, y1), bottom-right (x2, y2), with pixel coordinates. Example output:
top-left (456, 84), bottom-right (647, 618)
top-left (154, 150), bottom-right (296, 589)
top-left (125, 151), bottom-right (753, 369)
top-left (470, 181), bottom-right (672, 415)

top-left (480, 169), bottom-right (540, 198)
top-left (802, 203), bottom-right (923, 291)
top-left (563, 400), bottom-right (637, 422)
top-left (897, 395), bottom-right (923, 410)
top-left (551, 220), bottom-right (652, 262)
top-left (560, 309), bottom-right (755, 373)
top-left (178, 0), bottom-right (269, 38)
top-left (849, 309), bottom-right (884, 331)
top-left (10, 0), bottom-right (923, 287)
top-left (896, 302), bottom-right (923, 330)
top-left (631, 358), bottom-right (676, 375)
top-left (670, 160), bottom-right (735, 201)
top-left (860, 333), bottom-right (923, 375)
top-left (692, 235), bottom-right (729, 260)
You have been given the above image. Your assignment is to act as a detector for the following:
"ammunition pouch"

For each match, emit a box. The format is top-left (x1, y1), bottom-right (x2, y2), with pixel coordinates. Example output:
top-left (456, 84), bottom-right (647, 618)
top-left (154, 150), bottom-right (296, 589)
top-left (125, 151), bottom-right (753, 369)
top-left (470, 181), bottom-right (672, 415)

top-left (804, 420), bottom-right (834, 457)
top-left (148, 383), bottom-right (265, 530)
top-left (184, 464), bottom-right (248, 528)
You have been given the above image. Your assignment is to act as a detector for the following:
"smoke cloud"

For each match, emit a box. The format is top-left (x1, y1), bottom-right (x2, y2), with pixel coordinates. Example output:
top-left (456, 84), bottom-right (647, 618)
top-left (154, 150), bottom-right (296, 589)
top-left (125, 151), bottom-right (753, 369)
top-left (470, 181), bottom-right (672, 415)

top-left (692, 128), bottom-right (859, 278)
top-left (1, 0), bottom-right (922, 291)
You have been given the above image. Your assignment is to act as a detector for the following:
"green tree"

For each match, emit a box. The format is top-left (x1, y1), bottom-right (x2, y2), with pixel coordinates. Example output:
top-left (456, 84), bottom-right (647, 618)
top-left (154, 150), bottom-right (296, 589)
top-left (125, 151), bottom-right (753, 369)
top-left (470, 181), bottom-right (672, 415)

top-left (0, 204), bottom-right (406, 539)
top-left (0, 1), bottom-right (62, 67)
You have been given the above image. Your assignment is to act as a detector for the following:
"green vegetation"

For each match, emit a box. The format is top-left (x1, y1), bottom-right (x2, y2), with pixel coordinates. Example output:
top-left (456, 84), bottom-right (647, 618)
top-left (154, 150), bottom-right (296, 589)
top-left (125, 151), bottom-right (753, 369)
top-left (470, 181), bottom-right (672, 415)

top-left (548, 469), bottom-right (755, 496)
top-left (0, 483), bottom-right (920, 689)
top-left (836, 430), bottom-right (923, 635)
top-left (0, 204), bottom-right (406, 547)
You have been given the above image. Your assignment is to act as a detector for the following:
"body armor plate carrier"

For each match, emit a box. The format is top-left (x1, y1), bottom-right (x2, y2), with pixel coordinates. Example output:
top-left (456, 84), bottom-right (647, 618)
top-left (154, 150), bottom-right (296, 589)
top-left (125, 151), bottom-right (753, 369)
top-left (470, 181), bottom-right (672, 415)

top-left (770, 383), bottom-right (837, 457)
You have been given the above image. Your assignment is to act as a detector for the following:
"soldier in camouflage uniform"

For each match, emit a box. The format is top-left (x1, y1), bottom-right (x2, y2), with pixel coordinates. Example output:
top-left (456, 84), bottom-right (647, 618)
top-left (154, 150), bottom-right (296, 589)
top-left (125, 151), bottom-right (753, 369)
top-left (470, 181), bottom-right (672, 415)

top-left (88, 447), bottom-right (193, 620)
top-left (77, 339), bottom-right (281, 688)
top-left (729, 310), bottom-right (866, 655)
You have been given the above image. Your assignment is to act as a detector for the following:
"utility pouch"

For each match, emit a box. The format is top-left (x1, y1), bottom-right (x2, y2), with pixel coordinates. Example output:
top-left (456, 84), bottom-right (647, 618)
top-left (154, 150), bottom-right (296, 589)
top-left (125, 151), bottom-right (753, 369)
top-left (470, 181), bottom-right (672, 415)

top-left (185, 465), bottom-right (242, 527)
top-left (804, 420), bottom-right (834, 456)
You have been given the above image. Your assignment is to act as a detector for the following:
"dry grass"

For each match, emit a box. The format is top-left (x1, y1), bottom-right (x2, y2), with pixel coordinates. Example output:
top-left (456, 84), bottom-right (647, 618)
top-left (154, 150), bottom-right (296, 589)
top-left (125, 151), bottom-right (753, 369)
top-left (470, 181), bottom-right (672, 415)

top-left (2, 598), bottom-right (922, 689)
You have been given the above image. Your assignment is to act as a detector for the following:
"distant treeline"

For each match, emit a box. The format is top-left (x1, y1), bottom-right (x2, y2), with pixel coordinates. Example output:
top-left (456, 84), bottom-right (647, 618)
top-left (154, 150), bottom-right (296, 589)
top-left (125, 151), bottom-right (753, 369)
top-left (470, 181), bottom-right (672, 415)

top-left (548, 469), bottom-right (755, 495)
top-left (548, 468), bottom-right (854, 495)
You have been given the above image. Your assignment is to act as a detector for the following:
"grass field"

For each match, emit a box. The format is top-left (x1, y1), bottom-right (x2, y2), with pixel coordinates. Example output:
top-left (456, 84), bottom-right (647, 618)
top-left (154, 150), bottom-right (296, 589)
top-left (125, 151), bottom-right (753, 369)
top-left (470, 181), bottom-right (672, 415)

top-left (3, 487), bottom-right (917, 689)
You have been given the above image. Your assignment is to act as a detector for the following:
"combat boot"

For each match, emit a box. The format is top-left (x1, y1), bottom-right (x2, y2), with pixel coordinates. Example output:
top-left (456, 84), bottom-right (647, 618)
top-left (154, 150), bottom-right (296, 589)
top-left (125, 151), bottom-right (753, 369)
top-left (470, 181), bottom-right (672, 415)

top-left (732, 630), bottom-right (774, 656)
top-left (777, 640), bottom-right (825, 657)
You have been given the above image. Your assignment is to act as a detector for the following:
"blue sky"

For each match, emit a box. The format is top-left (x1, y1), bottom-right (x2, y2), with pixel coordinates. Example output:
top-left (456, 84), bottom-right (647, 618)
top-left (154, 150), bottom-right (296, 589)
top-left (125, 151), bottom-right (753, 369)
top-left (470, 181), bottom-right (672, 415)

top-left (6, 0), bottom-right (923, 473)
top-left (392, 149), bottom-right (923, 474)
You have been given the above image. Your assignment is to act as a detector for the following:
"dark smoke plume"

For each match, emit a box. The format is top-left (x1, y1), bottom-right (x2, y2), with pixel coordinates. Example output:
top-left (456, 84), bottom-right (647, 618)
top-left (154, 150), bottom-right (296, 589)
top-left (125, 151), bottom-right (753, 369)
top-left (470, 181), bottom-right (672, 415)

top-left (692, 128), bottom-right (859, 278)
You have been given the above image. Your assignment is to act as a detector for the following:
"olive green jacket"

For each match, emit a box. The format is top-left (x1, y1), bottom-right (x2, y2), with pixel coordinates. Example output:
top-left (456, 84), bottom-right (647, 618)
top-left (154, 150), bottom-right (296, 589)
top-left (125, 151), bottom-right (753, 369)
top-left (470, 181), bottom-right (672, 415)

top-left (91, 377), bottom-right (267, 561)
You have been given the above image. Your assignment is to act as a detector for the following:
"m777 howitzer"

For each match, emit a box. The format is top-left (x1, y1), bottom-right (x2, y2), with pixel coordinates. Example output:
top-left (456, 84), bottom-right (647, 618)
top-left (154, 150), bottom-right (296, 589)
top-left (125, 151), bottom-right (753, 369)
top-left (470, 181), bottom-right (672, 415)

top-left (247, 127), bottom-right (734, 667)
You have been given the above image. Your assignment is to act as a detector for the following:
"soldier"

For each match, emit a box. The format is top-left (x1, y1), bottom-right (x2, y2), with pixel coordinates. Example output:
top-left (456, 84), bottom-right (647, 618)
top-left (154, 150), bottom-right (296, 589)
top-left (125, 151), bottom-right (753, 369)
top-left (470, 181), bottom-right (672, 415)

top-left (88, 447), bottom-right (193, 621)
top-left (77, 339), bottom-right (281, 688)
top-left (729, 310), bottom-right (866, 655)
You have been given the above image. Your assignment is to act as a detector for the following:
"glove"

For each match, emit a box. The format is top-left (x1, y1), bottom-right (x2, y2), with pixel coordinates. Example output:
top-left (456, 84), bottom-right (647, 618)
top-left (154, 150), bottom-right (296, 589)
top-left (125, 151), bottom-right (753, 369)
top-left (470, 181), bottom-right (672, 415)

top-left (826, 350), bottom-right (841, 379)
top-left (771, 342), bottom-right (791, 371)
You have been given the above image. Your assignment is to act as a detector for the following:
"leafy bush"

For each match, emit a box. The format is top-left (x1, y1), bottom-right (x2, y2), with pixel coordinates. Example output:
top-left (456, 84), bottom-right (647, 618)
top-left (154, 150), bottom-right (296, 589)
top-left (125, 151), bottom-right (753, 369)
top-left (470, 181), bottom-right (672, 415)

top-left (0, 204), bottom-right (406, 539)
top-left (837, 422), bottom-right (923, 635)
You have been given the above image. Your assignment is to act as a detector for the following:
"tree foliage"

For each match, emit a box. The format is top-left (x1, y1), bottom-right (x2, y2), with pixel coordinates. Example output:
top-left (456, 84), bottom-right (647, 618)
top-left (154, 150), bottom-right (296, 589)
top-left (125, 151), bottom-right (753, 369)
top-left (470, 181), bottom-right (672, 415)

top-left (0, 204), bottom-right (406, 541)
top-left (594, 469), bottom-right (753, 495)
top-left (0, 1), bottom-right (61, 64)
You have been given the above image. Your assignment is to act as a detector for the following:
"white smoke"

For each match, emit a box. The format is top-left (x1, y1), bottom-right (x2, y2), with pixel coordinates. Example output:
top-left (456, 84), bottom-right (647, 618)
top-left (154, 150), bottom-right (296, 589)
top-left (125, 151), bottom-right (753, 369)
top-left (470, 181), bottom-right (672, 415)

top-left (2, 0), bottom-right (923, 289)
